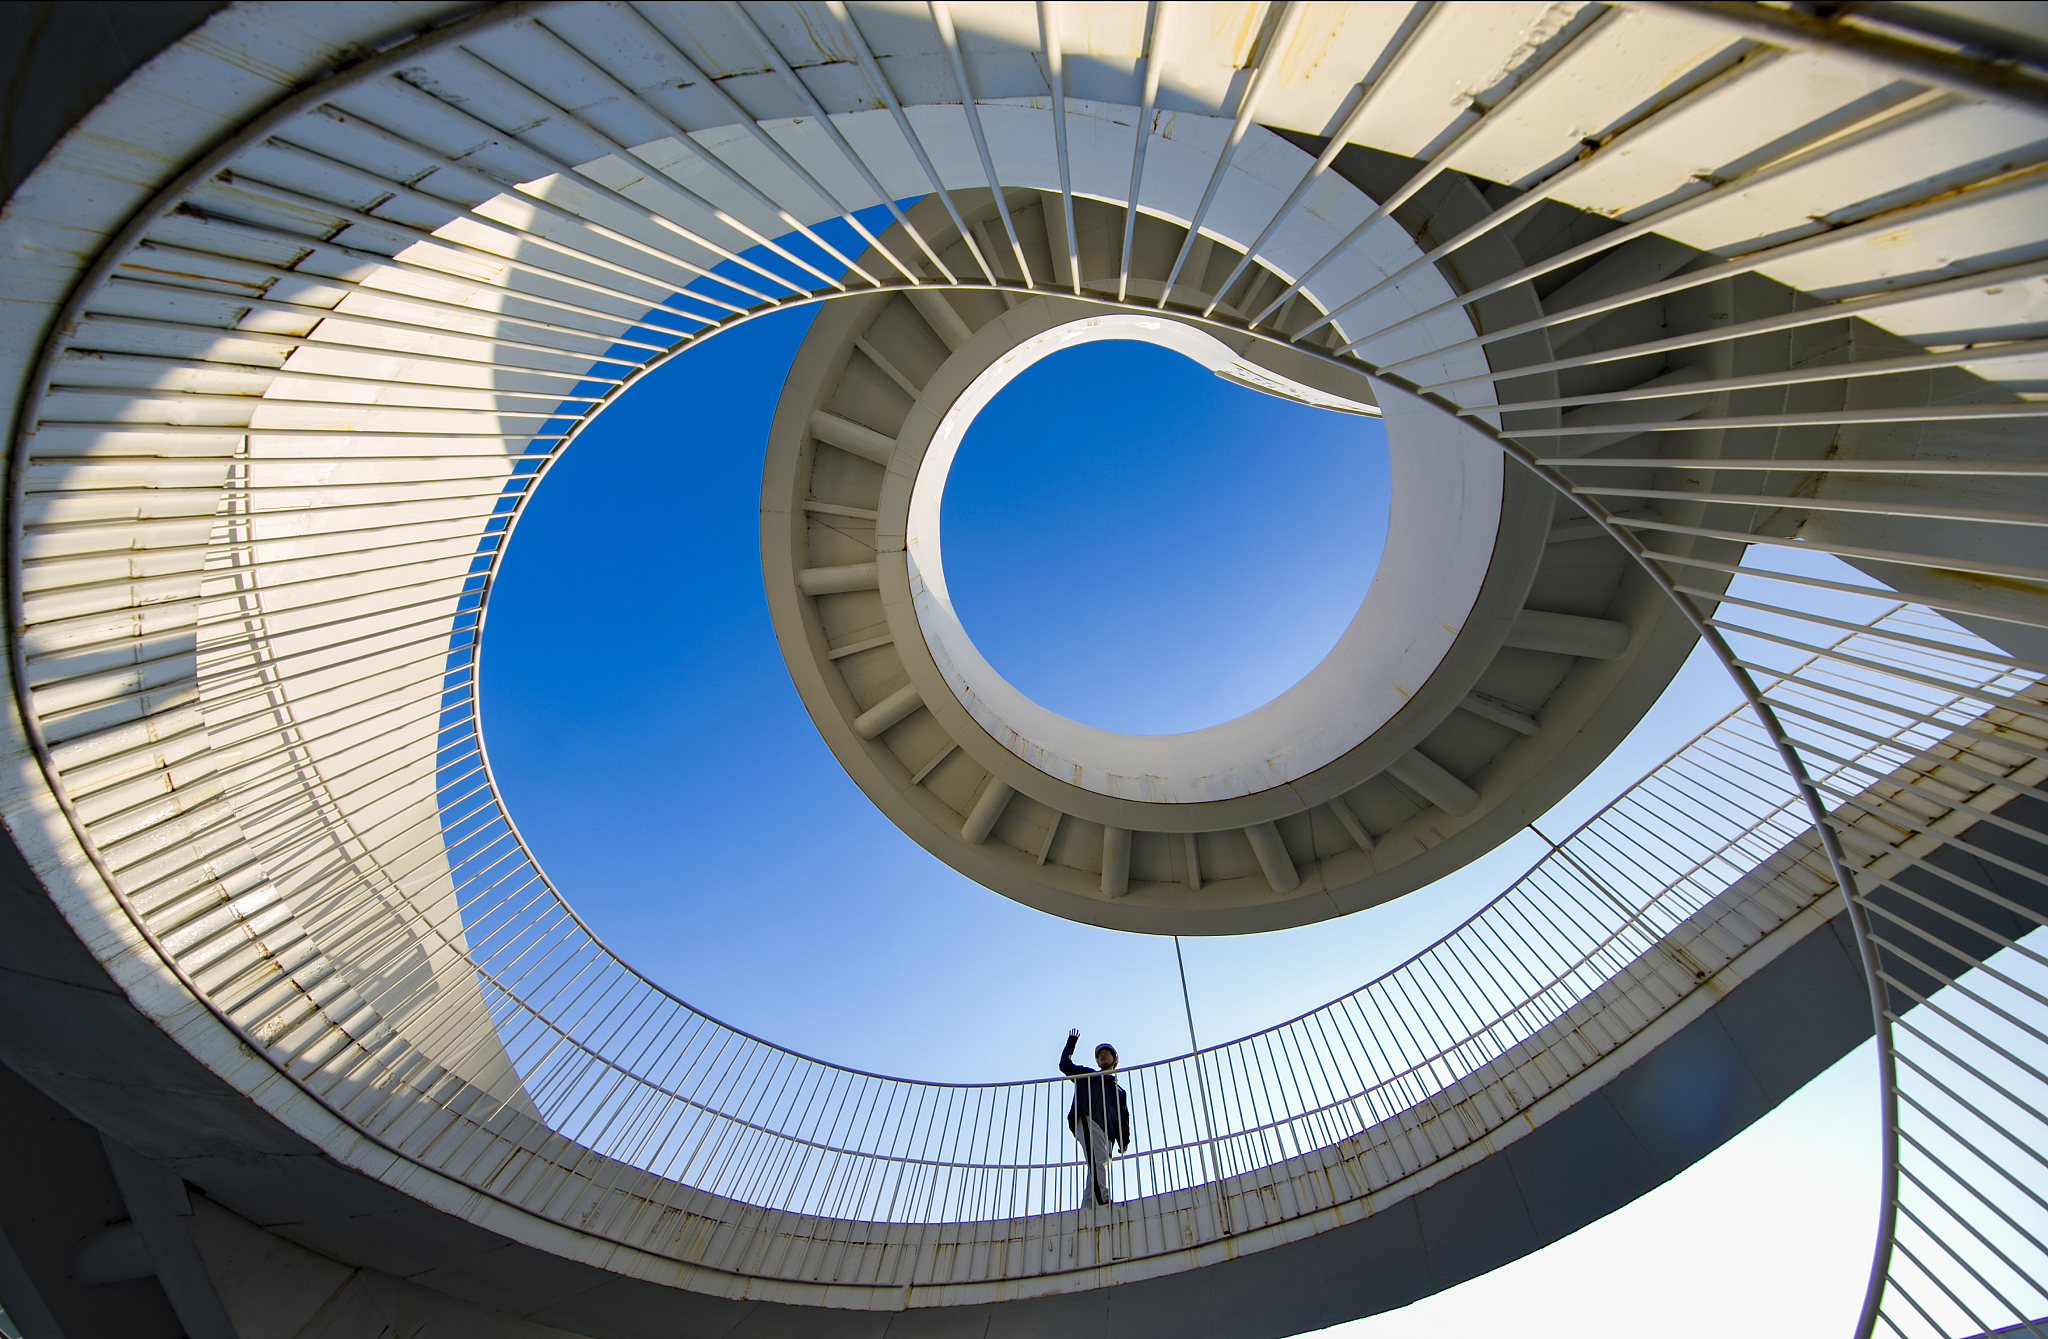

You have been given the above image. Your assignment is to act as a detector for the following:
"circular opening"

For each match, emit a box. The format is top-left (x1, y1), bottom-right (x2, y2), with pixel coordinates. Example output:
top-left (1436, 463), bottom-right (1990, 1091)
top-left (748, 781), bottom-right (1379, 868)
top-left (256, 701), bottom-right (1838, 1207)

top-left (906, 314), bottom-right (1501, 804)
top-left (940, 339), bottom-right (1391, 735)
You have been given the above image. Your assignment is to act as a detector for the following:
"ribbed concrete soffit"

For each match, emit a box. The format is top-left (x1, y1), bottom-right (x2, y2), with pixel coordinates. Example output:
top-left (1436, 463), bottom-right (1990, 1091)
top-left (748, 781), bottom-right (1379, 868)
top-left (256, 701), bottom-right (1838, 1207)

top-left (0, 3), bottom-right (2043, 1336)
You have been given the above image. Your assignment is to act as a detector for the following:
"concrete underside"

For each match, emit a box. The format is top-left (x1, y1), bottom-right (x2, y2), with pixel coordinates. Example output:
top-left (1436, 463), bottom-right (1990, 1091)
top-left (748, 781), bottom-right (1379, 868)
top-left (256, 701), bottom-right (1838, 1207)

top-left (8, 795), bottom-right (2038, 1336)
top-left (4, 6), bottom-right (2042, 1335)
top-left (0, 2), bottom-right (227, 205)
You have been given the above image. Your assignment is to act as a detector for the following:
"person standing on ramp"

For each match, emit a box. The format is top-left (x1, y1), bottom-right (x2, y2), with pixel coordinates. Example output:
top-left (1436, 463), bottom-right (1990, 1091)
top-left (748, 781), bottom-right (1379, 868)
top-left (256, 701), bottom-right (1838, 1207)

top-left (1061, 1029), bottom-right (1130, 1207)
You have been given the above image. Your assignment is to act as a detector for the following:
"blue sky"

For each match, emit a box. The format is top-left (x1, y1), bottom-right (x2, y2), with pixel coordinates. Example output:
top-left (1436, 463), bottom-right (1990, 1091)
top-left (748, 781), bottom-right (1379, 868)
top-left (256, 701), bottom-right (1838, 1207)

top-left (480, 303), bottom-right (1421, 1076)
top-left (478, 295), bottom-right (1881, 1335)
top-left (943, 338), bottom-right (1388, 734)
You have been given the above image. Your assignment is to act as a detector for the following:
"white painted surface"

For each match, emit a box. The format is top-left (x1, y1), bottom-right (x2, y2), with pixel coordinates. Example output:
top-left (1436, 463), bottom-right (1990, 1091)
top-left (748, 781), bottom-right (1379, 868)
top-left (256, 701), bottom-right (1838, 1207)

top-left (1, 0), bottom-right (2042, 1323)
top-left (906, 333), bottom-right (1498, 802)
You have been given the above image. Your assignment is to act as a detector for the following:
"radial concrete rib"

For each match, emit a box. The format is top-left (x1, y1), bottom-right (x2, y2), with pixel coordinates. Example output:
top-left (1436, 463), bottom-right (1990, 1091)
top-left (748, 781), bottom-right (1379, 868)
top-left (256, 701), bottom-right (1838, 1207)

top-left (1387, 751), bottom-right (1480, 817)
top-left (810, 410), bottom-right (897, 464)
top-left (1037, 813), bottom-right (1062, 866)
top-left (1101, 826), bottom-right (1131, 898)
top-left (1244, 821), bottom-right (1301, 893)
top-left (853, 335), bottom-right (925, 397)
top-left (1544, 367), bottom-right (1715, 458)
top-left (103, 1138), bottom-right (239, 1339)
top-left (961, 779), bottom-right (1014, 843)
top-left (7, 5), bottom-right (2046, 1336)
top-left (805, 501), bottom-right (880, 522)
top-left (797, 563), bottom-right (880, 596)
top-left (1504, 609), bottom-right (1632, 660)
top-left (908, 289), bottom-right (974, 351)
top-left (854, 684), bottom-right (922, 739)
top-left (1548, 510), bottom-right (1646, 544)
top-left (827, 633), bottom-right (895, 660)
top-left (766, 183), bottom-right (1714, 931)
top-left (1329, 797), bottom-right (1375, 851)
top-left (910, 743), bottom-right (957, 786)
top-left (1458, 693), bottom-right (1541, 736)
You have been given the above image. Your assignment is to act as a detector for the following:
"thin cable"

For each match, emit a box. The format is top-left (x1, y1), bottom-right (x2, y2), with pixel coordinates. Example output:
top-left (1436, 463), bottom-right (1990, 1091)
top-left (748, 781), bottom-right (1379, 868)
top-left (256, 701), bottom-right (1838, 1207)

top-left (1174, 936), bottom-right (1199, 1053)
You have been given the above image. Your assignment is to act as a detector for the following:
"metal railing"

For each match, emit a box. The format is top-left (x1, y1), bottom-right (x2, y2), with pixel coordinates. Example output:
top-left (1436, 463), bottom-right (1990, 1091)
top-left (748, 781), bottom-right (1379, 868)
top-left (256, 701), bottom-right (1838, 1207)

top-left (225, 588), bottom-right (2034, 1230)
top-left (3, 1), bottom-right (2043, 1327)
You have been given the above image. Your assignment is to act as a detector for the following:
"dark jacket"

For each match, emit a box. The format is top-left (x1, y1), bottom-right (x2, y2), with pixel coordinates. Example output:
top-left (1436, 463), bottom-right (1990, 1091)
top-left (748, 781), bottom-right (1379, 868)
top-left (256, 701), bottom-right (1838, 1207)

top-left (1060, 1035), bottom-right (1131, 1147)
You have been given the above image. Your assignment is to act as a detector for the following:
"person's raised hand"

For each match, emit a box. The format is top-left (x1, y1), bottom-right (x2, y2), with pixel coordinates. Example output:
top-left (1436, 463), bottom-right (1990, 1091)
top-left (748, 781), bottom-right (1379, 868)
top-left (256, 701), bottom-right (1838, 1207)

top-left (1068, 1028), bottom-right (1080, 1040)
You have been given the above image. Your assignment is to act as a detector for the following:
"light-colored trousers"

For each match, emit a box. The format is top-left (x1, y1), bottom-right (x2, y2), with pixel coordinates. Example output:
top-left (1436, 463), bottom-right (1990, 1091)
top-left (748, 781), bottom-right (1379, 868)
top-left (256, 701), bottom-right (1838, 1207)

top-left (1077, 1117), bottom-right (1114, 1206)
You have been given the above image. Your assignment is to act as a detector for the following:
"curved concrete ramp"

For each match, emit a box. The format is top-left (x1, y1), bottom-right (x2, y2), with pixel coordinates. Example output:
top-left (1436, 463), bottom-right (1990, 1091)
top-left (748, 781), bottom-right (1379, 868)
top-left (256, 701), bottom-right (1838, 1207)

top-left (1, 779), bottom-right (2039, 1335)
top-left (1, 4), bottom-right (2044, 1336)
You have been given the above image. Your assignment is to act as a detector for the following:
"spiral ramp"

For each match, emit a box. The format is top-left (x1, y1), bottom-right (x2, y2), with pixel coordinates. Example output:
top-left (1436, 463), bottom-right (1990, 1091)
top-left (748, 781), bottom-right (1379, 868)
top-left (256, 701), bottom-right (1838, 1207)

top-left (0, 3), bottom-right (2044, 1337)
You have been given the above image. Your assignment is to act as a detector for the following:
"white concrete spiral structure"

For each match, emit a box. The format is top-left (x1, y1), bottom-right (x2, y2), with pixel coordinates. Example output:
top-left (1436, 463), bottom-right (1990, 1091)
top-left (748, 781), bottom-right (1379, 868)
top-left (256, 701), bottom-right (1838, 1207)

top-left (0, 4), bottom-right (2045, 1336)
top-left (762, 193), bottom-right (1683, 932)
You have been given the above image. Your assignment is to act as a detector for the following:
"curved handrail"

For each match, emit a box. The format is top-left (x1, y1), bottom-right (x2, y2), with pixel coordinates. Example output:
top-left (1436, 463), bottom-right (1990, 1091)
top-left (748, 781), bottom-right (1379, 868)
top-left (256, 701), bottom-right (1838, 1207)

top-left (2, 4), bottom-right (2041, 1329)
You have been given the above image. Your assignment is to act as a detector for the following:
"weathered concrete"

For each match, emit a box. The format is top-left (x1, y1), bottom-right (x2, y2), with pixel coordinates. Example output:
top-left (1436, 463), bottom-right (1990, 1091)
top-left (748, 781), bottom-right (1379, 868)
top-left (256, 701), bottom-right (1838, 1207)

top-left (8, 788), bottom-right (2031, 1336)
top-left (3, 5), bottom-right (2042, 1335)
top-left (0, 2), bottom-right (224, 203)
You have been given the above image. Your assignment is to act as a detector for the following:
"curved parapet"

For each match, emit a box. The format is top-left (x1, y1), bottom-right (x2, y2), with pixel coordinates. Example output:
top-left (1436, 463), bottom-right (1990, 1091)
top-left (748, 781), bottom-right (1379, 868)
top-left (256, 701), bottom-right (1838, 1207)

top-left (0, 4), bottom-right (2043, 1336)
top-left (0, 628), bottom-right (2035, 1335)
top-left (759, 171), bottom-right (1746, 933)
